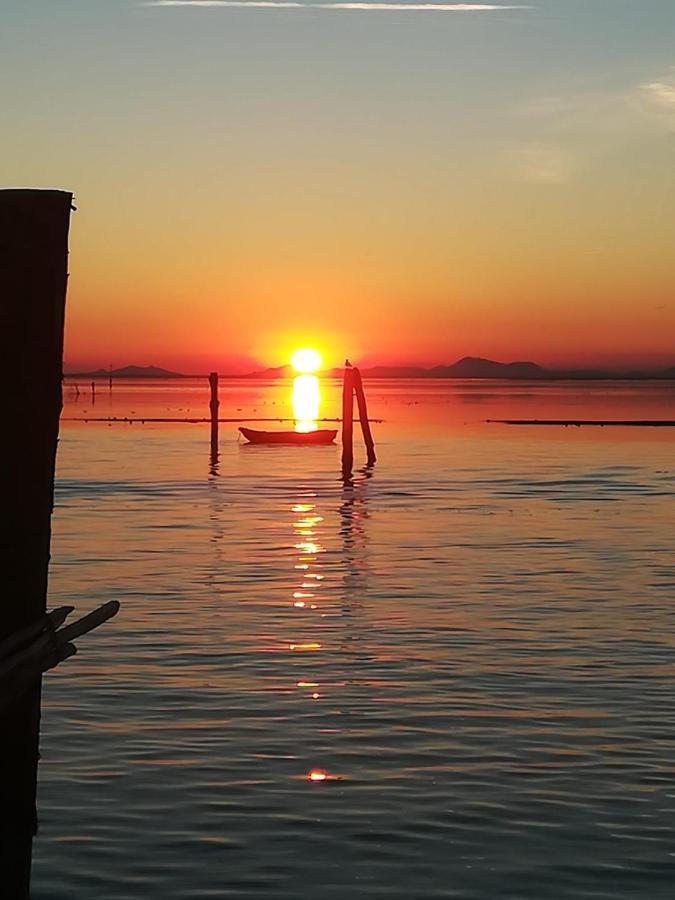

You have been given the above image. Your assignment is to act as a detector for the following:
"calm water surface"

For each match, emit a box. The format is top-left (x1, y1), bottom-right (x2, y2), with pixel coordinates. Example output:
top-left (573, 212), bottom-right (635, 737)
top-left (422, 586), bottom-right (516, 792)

top-left (34, 379), bottom-right (675, 899)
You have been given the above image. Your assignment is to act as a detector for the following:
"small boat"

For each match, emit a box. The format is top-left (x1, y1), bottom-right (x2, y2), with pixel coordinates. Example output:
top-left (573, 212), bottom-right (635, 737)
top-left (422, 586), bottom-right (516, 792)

top-left (239, 427), bottom-right (337, 445)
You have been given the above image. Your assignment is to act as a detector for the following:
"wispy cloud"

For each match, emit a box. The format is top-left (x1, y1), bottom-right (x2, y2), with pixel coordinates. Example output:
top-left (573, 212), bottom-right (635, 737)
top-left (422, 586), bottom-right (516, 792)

top-left (640, 68), bottom-right (675, 113)
top-left (144, 1), bottom-right (530, 11)
top-left (507, 65), bottom-right (675, 184)
top-left (511, 142), bottom-right (572, 185)
top-left (520, 66), bottom-right (675, 136)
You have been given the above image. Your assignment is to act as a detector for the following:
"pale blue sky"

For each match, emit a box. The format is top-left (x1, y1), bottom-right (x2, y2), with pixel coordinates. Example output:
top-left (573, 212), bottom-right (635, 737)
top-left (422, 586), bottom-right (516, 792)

top-left (3, 1), bottom-right (675, 369)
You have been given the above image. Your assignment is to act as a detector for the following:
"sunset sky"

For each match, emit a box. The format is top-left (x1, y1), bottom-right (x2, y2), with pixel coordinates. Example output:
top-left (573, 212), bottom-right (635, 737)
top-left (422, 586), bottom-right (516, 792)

top-left (3, 1), bottom-right (675, 372)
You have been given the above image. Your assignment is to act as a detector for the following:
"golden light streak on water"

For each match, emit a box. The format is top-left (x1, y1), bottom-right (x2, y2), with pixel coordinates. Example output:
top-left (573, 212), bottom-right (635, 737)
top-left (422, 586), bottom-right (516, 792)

top-left (292, 374), bottom-right (320, 433)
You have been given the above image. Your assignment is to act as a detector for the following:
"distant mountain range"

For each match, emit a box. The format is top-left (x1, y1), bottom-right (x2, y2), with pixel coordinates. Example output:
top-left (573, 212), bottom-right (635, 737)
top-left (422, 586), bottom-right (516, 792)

top-left (65, 357), bottom-right (675, 380)
top-left (68, 365), bottom-right (183, 378)
top-left (242, 357), bottom-right (675, 380)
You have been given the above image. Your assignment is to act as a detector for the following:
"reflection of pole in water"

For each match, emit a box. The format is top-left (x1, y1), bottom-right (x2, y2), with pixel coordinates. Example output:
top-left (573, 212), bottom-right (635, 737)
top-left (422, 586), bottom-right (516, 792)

top-left (339, 467), bottom-right (372, 617)
top-left (208, 444), bottom-right (219, 477)
top-left (206, 470), bottom-right (226, 586)
top-left (90, 380), bottom-right (96, 404)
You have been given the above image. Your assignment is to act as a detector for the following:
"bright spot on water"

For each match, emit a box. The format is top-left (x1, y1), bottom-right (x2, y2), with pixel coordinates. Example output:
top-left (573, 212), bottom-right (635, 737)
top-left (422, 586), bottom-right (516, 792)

top-left (308, 770), bottom-right (328, 782)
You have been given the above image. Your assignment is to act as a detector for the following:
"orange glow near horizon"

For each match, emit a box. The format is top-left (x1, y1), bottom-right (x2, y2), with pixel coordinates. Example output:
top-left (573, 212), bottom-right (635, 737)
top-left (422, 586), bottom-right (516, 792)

top-left (17, 9), bottom-right (672, 376)
top-left (59, 221), bottom-right (675, 374)
top-left (59, 253), bottom-right (675, 374)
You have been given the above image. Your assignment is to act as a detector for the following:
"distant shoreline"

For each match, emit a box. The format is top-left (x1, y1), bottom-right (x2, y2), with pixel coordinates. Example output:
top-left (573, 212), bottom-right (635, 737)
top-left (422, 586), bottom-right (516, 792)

top-left (64, 372), bottom-right (675, 382)
top-left (64, 356), bottom-right (675, 382)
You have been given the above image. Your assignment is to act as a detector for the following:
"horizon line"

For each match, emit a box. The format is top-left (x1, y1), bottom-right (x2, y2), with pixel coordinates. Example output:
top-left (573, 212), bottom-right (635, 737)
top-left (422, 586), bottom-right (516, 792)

top-left (63, 357), bottom-right (675, 378)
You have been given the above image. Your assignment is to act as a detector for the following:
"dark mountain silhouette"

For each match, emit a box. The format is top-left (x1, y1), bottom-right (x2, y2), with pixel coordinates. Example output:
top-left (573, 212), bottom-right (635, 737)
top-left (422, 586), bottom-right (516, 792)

top-left (242, 358), bottom-right (549, 379)
top-left (72, 365), bottom-right (183, 378)
top-left (66, 359), bottom-right (675, 380)
top-left (429, 357), bottom-right (548, 379)
top-left (245, 364), bottom-right (294, 378)
top-left (356, 365), bottom-right (429, 378)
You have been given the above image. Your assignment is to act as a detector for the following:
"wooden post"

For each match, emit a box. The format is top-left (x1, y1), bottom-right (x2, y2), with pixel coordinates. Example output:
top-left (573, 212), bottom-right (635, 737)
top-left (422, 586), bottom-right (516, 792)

top-left (352, 367), bottom-right (376, 466)
top-left (341, 363), bottom-right (354, 478)
top-left (91, 379), bottom-right (96, 403)
top-left (0, 188), bottom-right (73, 898)
top-left (209, 371), bottom-right (219, 460)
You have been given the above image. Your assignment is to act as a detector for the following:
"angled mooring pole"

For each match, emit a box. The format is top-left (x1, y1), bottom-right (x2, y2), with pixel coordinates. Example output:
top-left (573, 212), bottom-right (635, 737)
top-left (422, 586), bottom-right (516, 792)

top-left (0, 189), bottom-right (73, 898)
top-left (352, 366), bottom-right (376, 466)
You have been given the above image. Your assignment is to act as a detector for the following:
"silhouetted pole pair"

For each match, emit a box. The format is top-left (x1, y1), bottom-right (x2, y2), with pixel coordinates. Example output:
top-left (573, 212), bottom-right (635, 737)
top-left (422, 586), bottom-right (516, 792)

top-left (0, 189), bottom-right (73, 898)
top-left (341, 361), bottom-right (376, 478)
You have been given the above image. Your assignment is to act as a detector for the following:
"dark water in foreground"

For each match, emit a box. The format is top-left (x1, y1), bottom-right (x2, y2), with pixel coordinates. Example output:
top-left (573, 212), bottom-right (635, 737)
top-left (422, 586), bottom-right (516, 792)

top-left (34, 379), bottom-right (675, 899)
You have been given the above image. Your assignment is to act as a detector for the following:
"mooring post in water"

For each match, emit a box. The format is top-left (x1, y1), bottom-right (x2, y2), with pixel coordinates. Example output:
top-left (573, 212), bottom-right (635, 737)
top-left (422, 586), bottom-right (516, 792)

top-left (209, 371), bottom-right (219, 458)
top-left (0, 188), bottom-right (73, 898)
top-left (91, 379), bottom-right (95, 403)
top-left (341, 362), bottom-right (354, 478)
top-left (352, 366), bottom-right (376, 466)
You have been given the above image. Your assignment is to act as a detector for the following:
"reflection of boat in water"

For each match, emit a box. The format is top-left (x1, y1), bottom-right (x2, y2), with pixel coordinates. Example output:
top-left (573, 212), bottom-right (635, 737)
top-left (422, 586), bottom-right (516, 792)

top-left (239, 427), bottom-right (337, 445)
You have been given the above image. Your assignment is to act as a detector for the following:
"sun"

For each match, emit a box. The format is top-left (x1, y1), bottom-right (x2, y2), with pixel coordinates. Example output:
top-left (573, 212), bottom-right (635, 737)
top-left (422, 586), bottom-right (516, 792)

top-left (291, 348), bottom-right (323, 374)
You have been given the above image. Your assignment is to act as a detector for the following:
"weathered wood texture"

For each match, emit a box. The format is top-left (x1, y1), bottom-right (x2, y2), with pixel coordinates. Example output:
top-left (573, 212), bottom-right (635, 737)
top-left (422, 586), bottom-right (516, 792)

top-left (341, 366), bottom-right (354, 477)
top-left (209, 371), bottom-right (219, 458)
top-left (0, 189), bottom-right (72, 898)
top-left (352, 367), bottom-right (376, 465)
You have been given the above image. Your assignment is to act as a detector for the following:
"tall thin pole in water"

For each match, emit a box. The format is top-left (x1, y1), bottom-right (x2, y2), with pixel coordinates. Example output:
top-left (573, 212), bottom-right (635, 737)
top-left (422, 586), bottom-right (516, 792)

top-left (352, 366), bottom-right (376, 466)
top-left (0, 188), bottom-right (73, 898)
top-left (341, 362), bottom-right (354, 478)
top-left (209, 372), bottom-right (219, 460)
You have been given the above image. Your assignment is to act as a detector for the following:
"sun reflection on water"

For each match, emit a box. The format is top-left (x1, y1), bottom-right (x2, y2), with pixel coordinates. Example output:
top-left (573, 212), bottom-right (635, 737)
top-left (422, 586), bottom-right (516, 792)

top-left (292, 374), bottom-right (320, 433)
top-left (286, 496), bottom-right (330, 777)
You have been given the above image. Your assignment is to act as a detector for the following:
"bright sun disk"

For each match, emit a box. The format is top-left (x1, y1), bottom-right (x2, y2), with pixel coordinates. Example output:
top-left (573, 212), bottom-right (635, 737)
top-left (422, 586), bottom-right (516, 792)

top-left (291, 348), bottom-right (323, 374)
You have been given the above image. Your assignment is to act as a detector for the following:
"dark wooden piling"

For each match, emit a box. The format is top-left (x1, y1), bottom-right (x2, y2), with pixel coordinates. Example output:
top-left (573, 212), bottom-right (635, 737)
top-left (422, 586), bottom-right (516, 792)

top-left (352, 367), bottom-right (376, 466)
top-left (0, 188), bottom-right (73, 898)
top-left (487, 418), bottom-right (675, 427)
top-left (341, 364), bottom-right (354, 477)
top-left (209, 372), bottom-right (219, 459)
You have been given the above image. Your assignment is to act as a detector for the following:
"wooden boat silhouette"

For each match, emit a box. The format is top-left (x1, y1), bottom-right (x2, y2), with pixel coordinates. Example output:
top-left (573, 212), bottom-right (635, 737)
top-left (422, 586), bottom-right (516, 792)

top-left (239, 426), bottom-right (337, 445)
